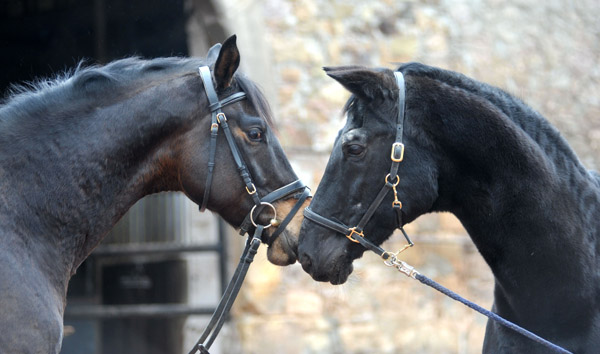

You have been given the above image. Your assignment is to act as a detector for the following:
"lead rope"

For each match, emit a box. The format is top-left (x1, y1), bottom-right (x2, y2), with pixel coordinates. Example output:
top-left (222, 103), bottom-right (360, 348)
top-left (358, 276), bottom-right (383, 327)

top-left (382, 252), bottom-right (573, 354)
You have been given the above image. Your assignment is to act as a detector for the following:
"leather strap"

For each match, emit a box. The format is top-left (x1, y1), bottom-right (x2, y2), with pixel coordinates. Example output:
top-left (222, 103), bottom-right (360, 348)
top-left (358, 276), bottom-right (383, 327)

top-left (218, 115), bottom-right (261, 205)
top-left (267, 187), bottom-right (311, 244)
top-left (239, 180), bottom-right (309, 235)
top-left (198, 66), bottom-right (247, 211)
top-left (303, 207), bottom-right (389, 258)
top-left (189, 226), bottom-right (263, 354)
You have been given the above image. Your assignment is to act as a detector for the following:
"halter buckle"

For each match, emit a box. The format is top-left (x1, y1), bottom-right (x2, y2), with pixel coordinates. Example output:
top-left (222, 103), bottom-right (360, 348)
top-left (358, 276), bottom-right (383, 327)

top-left (346, 227), bottom-right (364, 243)
top-left (216, 112), bottom-right (227, 123)
top-left (246, 183), bottom-right (257, 195)
top-left (391, 142), bottom-right (404, 162)
top-left (210, 123), bottom-right (218, 131)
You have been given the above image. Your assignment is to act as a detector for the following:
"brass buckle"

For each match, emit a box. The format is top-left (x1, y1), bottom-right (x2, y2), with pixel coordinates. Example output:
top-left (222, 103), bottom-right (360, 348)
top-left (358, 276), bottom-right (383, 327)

top-left (391, 142), bottom-right (404, 162)
top-left (246, 183), bottom-right (257, 195)
top-left (216, 112), bottom-right (227, 123)
top-left (346, 227), bottom-right (364, 243)
top-left (210, 123), bottom-right (218, 131)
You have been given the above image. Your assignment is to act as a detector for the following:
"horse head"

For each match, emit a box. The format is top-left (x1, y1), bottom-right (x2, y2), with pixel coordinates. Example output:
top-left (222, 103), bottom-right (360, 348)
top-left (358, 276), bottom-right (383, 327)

top-left (177, 35), bottom-right (309, 265)
top-left (297, 66), bottom-right (440, 284)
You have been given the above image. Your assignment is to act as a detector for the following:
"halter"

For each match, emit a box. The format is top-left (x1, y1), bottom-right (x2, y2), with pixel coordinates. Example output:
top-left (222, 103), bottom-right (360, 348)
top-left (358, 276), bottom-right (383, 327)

top-left (302, 71), bottom-right (572, 354)
top-left (303, 71), bottom-right (413, 260)
top-left (189, 66), bottom-right (310, 354)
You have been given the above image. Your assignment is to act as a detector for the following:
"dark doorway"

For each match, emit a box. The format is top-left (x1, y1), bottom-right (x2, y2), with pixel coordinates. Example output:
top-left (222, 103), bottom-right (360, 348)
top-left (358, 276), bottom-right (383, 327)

top-left (0, 0), bottom-right (188, 96)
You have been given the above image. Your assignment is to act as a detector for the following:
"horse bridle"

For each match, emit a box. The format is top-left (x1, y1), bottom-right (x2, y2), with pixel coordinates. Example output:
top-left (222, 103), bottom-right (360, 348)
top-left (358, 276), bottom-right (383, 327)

top-left (303, 71), bottom-right (413, 260)
top-left (189, 66), bottom-right (310, 354)
top-left (197, 66), bottom-right (309, 240)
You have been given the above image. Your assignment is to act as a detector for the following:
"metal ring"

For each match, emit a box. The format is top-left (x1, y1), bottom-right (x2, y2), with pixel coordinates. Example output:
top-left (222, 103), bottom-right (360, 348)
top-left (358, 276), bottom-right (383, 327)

top-left (385, 174), bottom-right (400, 187)
top-left (250, 202), bottom-right (277, 229)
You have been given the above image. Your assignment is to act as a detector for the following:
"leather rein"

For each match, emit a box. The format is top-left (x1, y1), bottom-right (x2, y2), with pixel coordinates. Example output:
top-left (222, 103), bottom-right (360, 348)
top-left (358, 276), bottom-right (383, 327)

top-left (189, 66), bottom-right (310, 354)
top-left (302, 71), bottom-right (572, 354)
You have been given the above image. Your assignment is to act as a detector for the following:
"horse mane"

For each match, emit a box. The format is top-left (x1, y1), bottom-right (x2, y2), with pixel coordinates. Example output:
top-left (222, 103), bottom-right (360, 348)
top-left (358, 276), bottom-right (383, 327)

top-left (0, 57), bottom-right (274, 128)
top-left (398, 62), bottom-right (587, 174)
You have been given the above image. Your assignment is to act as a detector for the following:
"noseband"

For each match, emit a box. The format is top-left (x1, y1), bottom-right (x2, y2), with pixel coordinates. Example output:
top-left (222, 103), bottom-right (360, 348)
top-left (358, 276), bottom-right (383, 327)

top-left (190, 66), bottom-right (310, 354)
top-left (303, 71), bottom-right (413, 260)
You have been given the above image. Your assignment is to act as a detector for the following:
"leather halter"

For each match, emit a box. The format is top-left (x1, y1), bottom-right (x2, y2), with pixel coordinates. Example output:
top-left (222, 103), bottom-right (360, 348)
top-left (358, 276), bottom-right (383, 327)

top-left (303, 71), bottom-right (413, 259)
top-left (301, 72), bottom-right (573, 354)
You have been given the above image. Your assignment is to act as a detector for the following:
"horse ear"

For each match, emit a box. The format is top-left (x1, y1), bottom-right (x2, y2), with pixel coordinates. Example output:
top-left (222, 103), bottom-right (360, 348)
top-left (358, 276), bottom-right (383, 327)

top-left (214, 35), bottom-right (240, 90)
top-left (206, 43), bottom-right (222, 64)
top-left (325, 66), bottom-right (391, 100)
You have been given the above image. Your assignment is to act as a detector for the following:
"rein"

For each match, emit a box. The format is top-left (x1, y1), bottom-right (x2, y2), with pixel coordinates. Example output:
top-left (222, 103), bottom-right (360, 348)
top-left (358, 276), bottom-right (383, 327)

top-left (303, 71), bottom-right (572, 354)
top-left (188, 66), bottom-right (310, 354)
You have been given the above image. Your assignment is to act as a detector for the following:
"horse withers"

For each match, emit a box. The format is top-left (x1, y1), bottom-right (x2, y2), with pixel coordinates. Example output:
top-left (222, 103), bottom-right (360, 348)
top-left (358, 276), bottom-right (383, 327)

top-left (297, 63), bottom-right (600, 353)
top-left (0, 35), bottom-right (308, 354)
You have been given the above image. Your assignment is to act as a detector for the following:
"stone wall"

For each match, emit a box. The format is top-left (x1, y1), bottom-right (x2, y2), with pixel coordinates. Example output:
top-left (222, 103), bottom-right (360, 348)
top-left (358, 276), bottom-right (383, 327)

top-left (200, 0), bottom-right (600, 353)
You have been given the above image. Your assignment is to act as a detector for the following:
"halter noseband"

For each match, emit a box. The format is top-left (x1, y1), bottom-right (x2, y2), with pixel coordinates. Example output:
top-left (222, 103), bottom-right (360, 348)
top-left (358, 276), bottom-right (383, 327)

top-left (197, 66), bottom-right (310, 239)
top-left (303, 71), bottom-right (413, 259)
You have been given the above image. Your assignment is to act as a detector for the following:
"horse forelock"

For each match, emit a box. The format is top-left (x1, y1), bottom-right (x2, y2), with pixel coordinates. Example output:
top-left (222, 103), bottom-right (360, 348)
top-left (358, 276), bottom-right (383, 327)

top-left (342, 92), bottom-right (398, 132)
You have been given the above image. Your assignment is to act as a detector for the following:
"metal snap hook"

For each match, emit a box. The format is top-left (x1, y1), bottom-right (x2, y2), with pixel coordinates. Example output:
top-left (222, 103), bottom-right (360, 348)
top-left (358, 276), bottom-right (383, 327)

top-left (250, 202), bottom-right (277, 229)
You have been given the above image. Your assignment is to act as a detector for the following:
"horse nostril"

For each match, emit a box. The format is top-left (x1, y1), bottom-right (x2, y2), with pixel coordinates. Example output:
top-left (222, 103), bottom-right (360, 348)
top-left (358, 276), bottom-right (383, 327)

top-left (299, 252), bottom-right (313, 273)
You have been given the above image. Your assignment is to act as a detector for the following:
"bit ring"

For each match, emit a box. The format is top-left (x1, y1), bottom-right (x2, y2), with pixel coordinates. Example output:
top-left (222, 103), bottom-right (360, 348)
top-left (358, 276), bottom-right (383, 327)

top-left (250, 202), bottom-right (277, 229)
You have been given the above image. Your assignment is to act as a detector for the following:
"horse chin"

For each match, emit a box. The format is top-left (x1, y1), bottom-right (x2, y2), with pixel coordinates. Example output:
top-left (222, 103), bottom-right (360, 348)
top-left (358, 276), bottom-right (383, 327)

top-left (328, 263), bottom-right (353, 285)
top-left (300, 254), bottom-right (354, 285)
top-left (266, 230), bottom-right (298, 266)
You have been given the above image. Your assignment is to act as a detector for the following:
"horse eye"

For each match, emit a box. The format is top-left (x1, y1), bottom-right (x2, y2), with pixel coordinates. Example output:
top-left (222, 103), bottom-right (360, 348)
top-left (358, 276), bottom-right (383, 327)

top-left (246, 128), bottom-right (263, 142)
top-left (346, 144), bottom-right (364, 156)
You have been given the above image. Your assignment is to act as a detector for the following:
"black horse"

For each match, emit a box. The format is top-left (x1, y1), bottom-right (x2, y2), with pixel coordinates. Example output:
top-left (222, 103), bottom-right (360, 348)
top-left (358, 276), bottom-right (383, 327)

top-left (297, 63), bottom-right (600, 353)
top-left (0, 36), bottom-right (307, 354)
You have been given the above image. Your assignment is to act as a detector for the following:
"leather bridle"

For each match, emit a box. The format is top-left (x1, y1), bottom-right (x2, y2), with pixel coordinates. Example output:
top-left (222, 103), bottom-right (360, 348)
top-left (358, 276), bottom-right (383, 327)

top-left (303, 71), bottom-right (413, 260)
top-left (189, 66), bottom-right (310, 354)
top-left (197, 66), bottom-right (310, 241)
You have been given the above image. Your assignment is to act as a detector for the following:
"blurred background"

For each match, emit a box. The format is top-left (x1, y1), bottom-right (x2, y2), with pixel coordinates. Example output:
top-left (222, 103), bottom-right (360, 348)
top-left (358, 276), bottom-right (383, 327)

top-left (1, 0), bottom-right (599, 353)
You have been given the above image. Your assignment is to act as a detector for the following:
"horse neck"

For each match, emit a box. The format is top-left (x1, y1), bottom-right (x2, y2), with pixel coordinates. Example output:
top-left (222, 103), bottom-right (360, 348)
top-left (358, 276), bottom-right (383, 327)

top-left (1, 73), bottom-right (205, 279)
top-left (423, 77), bottom-right (600, 316)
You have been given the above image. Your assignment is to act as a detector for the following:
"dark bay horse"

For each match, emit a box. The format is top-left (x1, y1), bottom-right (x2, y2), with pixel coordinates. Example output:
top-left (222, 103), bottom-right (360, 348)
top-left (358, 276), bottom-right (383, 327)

top-left (0, 36), bottom-right (306, 354)
top-left (297, 63), bottom-right (600, 353)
